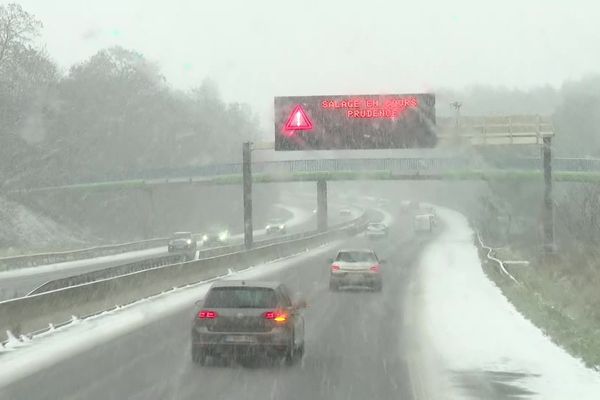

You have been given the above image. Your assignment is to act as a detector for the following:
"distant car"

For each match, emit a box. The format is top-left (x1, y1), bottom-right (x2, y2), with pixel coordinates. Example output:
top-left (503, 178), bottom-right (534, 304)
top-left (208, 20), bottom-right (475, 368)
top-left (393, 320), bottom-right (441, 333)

top-left (366, 222), bottom-right (388, 239)
top-left (265, 219), bottom-right (287, 235)
top-left (329, 249), bottom-right (383, 291)
top-left (191, 280), bottom-right (306, 365)
top-left (168, 232), bottom-right (197, 261)
top-left (201, 229), bottom-right (230, 246)
top-left (339, 208), bottom-right (352, 216)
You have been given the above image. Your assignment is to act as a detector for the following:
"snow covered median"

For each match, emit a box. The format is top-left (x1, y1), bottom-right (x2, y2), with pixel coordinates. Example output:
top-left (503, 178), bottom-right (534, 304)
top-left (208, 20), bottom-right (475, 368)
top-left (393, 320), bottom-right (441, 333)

top-left (420, 206), bottom-right (600, 399)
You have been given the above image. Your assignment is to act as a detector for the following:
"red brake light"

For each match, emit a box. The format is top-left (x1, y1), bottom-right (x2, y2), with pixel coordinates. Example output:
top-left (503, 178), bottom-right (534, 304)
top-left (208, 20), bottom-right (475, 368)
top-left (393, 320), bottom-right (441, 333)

top-left (370, 264), bottom-right (380, 273)
top-left (263, 310), bottom-right (288, 323)
top-left (198, 310), bottom-right (218, 319)
top-left (263, 311), bottom-right (275, 319)
top-left (331, 263), bottom-right (341, 272)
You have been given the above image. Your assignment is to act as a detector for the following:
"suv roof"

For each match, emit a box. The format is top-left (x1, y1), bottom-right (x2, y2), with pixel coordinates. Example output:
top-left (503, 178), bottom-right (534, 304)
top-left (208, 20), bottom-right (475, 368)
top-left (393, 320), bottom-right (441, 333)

top-left (209, 280), bottom-right (281, 289)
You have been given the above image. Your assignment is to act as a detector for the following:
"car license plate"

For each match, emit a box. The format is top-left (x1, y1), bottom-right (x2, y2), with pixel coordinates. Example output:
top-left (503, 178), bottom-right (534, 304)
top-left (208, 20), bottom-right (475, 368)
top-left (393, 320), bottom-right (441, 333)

top-left (225, 335), bottom-right (255, 343)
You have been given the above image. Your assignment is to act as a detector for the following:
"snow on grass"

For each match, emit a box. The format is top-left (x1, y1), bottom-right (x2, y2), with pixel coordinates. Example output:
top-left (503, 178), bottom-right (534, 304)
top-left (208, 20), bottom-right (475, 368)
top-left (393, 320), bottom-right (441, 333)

top-left (420, 206), bottom-right (600, 399)
top-left (0, 197), bottom-right (84, 251)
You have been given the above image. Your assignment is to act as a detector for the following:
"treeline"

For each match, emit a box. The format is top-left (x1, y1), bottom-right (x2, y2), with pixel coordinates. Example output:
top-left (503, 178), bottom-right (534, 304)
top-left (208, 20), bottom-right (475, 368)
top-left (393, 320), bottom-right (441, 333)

top-left (438, 76), bottom-right (600, 157)
top-left (2, 3), bottom-right (599, 190)
top-left (0, 4), bottom-right (259, 188)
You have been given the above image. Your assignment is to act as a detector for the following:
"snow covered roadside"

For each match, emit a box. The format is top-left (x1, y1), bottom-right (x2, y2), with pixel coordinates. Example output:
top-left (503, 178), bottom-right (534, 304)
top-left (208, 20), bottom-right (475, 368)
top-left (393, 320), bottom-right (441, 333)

top-left (0, 203), bottom-right (312, 280)
top-left (420, 206), bottom-right (600, 399)
top-left (0, 197), bottom-right (84, 250)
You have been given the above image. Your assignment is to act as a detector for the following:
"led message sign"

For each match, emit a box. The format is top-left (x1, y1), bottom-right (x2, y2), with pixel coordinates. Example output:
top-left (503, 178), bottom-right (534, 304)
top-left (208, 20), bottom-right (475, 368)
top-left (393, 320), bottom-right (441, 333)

top-left (274, 93), bottom-right (436, 150)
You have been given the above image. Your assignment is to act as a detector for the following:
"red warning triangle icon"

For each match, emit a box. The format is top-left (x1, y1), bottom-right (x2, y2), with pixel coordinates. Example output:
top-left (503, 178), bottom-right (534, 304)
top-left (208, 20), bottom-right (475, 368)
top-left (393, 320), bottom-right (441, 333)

top-left (284, 104), bottom-right (313, 131)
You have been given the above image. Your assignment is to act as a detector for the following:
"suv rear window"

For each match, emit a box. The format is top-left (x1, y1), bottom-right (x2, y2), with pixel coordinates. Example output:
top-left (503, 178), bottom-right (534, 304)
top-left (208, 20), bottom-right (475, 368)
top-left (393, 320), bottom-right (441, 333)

top-left (336, 251), bottom-right (377, 263)
top-left (204, 287), bottom-right (278, 308)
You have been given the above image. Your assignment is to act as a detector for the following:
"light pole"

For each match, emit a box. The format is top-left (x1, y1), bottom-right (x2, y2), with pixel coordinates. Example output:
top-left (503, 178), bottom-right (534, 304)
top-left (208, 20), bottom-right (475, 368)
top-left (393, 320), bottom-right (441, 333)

top-left (317, 179), bottom-right (328, 232)
top-left (450, 101), bottom-right (462, 131)
top-left (542, 135), bottom-right (555, 254)
top-left (242, 142), bottom-right (253, 249)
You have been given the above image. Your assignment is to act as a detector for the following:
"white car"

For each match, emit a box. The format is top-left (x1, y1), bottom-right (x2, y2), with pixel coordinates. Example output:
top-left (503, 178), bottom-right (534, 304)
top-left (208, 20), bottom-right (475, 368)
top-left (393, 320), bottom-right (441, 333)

top-left (366, 222), bottom-right (388, 239)
top-left (339, 208), bottom-right (352, 216)
top-left (329, 249), bottom-right (384, 291)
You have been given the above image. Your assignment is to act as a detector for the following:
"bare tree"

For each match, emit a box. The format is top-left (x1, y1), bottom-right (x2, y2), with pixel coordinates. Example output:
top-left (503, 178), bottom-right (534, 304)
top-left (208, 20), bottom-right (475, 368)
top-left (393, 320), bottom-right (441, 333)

top-left (0, 3), bottom-right (42, 66)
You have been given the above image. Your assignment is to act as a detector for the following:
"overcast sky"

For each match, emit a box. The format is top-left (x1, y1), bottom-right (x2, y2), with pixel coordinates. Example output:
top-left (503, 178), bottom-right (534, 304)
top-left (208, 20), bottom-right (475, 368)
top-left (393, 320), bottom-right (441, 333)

top-left (18, 0), bottom-right (600, 130)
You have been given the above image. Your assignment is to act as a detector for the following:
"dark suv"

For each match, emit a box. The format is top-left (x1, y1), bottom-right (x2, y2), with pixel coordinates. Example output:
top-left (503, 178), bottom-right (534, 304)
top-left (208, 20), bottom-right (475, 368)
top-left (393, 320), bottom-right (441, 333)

top-left (191, 281), bottom-right (306, 365)
top-left (167, 232), bottom-right (197, 261)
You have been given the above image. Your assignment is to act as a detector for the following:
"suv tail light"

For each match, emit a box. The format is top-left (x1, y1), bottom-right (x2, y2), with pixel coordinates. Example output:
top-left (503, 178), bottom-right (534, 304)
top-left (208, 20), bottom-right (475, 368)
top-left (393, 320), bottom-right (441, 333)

top-left (198, 310), bottom-right (218, 319)
top-left (370, 264), bottom-right (380, 273)
top-left (331, 263), bottom-right (341, 272)
top-left (263, 310), bottom-right (288, 323)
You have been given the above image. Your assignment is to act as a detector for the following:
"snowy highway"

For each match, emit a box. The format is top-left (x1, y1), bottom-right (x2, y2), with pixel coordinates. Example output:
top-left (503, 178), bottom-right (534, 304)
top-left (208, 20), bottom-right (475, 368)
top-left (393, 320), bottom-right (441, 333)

top-left (3, 202), bottom-right (600, 399)
top-left (0, 197), bottom-right (355, 302)
top-left (2, 2), bottom-right (599, 399)
top-left (0, 206), bottom-right (427, 400)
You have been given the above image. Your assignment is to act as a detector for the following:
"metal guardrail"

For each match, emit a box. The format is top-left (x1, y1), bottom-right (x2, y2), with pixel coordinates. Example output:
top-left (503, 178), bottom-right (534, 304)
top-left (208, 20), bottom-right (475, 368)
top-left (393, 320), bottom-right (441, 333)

top-left (0, 237), bottom-right (170, 272)
top-left (0, 214), bottom-right (368, 343)
top-left (28, 216), bottom-right (362, 296)
top-left (246, 157), bottom-right (600, 173)
top-left (16, 157), bottom-right (600, 190)
top-left (438, 115), bottom-right (554, 145)
top-left (7, 155), bottom-right (600, 273)
top-left (475, 232), bottom-right (520, 285)
top-left (0, 225), bottom-right (296, 274)
top-left (5, 155), bottom-right (600, 273)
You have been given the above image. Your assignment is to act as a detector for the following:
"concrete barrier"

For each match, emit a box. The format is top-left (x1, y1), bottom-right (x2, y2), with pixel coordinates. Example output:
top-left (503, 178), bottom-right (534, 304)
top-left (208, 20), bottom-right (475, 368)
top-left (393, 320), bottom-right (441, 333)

top-left (0, 215), bottom-right (367, 342)
top-left (28, 216), bottom-right (362, 295)
top-left (28, 254), bottom-right (186, 295)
